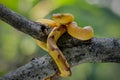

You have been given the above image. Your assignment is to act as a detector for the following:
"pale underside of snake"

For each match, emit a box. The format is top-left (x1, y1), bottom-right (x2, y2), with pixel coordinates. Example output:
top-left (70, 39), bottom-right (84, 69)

top-left (34, 13), bottom-right (94, 80)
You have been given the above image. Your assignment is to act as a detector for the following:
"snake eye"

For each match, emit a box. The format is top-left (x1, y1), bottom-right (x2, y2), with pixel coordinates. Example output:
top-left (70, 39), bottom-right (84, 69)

top-left (53, 13), bottom-right (74, 25)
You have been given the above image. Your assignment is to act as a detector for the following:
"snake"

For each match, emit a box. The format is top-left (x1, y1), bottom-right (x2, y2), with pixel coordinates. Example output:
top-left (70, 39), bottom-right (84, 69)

top-left (35, 13), bottom-right (94, 80)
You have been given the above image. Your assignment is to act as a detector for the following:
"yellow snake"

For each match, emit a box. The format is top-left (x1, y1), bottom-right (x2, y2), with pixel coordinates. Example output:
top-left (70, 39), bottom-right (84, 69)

top-left (35, 13), bottom-right (94, 80)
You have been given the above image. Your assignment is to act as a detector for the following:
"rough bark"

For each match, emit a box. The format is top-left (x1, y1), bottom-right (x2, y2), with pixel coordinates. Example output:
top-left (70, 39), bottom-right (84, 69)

top-left (0, 4), bottom-right (51, 42)
top-left (0, 4), bottom-right (120, 80)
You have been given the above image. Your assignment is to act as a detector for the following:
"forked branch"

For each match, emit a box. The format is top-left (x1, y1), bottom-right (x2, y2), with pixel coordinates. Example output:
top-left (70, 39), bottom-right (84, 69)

top-left (0, 4), bottom-right (120, 80)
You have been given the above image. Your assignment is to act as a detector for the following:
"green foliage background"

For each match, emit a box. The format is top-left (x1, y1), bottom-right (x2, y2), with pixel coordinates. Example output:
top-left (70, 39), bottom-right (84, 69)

top-left (0, 0), bottom-right (120, 80)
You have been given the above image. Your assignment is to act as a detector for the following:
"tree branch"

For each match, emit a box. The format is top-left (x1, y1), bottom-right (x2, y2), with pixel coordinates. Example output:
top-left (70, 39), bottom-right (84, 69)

top-left (0, 4), bottom-right (120, 80)
top-left (0, 4), bottom-right (51, 42)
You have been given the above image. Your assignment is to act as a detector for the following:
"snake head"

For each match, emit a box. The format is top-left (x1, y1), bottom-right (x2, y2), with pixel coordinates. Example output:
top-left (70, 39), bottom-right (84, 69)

top-left (53, 13), bottom-right (74, 25)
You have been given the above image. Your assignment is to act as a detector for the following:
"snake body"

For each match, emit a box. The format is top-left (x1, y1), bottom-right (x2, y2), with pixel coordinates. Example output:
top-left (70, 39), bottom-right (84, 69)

top-left (35, 13), bottom-right (94, 80)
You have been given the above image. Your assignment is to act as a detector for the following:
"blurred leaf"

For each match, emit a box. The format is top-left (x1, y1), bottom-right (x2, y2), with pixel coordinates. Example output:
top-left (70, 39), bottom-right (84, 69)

top-left (0, 0), bottom-right (19, 11)
top-left (32, 0), bottom-right (41, 6)
top-left (0, 0), bottom-right (41, 16)
top-left (20, 36), bottom-right (36, 55)
top-left (52, 0), bottom-right (76, 7)
top-left (0, 23), bottom-right (20, 60)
